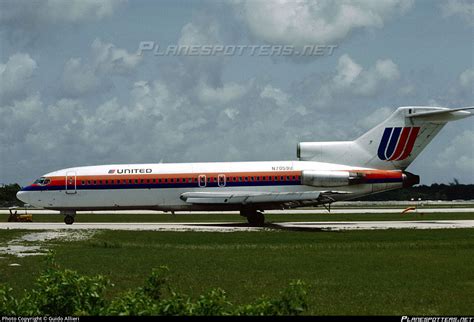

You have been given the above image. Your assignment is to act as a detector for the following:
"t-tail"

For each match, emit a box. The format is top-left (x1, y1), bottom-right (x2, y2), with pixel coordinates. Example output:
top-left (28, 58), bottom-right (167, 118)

top-left (298, 106), bottom-right (473, 170)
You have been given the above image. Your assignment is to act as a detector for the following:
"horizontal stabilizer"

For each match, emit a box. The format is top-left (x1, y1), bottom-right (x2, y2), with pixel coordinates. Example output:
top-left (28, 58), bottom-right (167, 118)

top-left (407, 107), bottom-right (473, 122)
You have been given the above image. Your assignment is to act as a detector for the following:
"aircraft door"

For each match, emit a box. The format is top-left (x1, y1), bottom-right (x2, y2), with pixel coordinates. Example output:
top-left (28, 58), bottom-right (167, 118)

top-left (218, 174), bottom-right (226, 187)
top-left (198, 175), bottom-right (206, 187)
top-left (65, 171), bottom-right (77, 194)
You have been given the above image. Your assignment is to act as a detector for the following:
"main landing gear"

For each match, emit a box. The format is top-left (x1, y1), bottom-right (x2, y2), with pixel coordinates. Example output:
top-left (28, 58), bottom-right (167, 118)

top-left (240, 209), bottom-right (265, 226)
top-left (61, 211), bottom-right (76, 225)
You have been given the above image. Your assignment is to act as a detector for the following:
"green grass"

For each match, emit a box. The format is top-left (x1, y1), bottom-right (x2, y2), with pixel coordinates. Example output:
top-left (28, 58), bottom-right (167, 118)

top-left (1, 229), bottom-right (473, 315)
top-left (1, 211), bottom-right (473, 223)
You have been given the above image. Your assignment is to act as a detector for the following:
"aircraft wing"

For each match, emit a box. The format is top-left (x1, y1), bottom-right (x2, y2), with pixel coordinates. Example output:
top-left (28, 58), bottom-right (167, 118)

top-left (180, 190), bottom-right (351, 208)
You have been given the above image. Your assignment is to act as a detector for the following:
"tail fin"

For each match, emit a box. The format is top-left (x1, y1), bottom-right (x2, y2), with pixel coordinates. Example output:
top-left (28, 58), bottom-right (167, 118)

top-left (298, 106), bottom-right (473, 170)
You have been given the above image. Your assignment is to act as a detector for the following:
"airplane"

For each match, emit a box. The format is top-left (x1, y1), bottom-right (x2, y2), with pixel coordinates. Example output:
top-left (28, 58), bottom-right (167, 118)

top-left (17, 106), bottom-right (473, 225)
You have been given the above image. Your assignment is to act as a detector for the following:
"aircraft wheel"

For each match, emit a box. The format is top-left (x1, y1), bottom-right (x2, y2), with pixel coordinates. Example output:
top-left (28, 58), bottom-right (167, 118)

top-left (64, 215), bottom-right (75, 225)
top-left (247, 211), bottom-right (265, 226)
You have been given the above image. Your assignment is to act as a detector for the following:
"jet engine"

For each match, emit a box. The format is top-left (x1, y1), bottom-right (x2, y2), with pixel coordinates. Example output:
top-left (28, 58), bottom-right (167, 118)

top-left (301, 170), bottom-right (363, 187)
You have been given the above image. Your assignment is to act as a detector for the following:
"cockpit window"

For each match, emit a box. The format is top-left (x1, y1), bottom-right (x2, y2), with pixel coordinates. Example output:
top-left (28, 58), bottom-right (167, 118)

top-left (34, 177), bottom-right (51, 185)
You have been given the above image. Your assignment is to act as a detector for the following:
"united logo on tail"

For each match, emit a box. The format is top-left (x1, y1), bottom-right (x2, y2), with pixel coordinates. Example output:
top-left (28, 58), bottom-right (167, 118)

top-left (377, 127), bottom-right (420, 161)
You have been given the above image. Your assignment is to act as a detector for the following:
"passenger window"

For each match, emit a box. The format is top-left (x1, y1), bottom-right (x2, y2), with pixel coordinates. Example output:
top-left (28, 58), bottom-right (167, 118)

top-left (81, 181), bottom-right (85, 185)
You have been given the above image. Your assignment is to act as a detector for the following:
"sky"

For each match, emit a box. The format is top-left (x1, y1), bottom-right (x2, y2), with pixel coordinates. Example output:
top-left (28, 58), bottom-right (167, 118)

top-left (0, 0), bottom-right (473, 186)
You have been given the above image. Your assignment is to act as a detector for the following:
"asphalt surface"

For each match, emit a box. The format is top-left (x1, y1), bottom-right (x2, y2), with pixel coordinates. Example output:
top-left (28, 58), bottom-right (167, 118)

top-left (1, 207), bottom-right (474, 215)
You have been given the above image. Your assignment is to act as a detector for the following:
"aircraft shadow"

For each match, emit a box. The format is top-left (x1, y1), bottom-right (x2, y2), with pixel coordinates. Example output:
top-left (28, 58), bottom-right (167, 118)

top-left (187, 222), bottom-right (335, 233)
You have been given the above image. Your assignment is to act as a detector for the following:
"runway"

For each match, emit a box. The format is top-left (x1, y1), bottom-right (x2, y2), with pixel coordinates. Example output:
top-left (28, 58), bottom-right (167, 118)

top-left (1, 207), bottom-right (473, 215)
top-left (1, 220), bottom-right (474, 232)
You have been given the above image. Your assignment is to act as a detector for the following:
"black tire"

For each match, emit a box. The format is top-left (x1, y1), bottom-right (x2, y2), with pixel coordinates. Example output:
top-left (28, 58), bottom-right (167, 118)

top-left (64, 215), bottom-right (75, 225)
top-left (247, 211), bottom-right (265, 226)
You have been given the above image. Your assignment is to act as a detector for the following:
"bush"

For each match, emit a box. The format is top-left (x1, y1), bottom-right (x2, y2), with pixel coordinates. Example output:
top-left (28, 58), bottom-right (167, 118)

top-left (0, 258), bottom-right (308, 316)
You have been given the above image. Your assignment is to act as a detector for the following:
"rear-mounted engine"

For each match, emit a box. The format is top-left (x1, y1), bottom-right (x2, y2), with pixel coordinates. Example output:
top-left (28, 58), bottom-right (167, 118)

top-left (302, 170), bottom-right (364, 187)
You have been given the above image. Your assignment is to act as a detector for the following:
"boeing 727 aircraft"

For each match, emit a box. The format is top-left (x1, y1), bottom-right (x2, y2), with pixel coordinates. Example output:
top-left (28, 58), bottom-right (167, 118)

top-left (17, 106), bottom-right (473, 225)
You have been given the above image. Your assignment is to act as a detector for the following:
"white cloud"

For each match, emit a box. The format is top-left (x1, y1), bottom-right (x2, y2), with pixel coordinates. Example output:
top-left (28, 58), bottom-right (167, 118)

top-left (0, 0), bottom-right (124, 26)
top-left (61, 38), bottom-right (142, 97)
top-left (178, 20), bottom-right (222, 46)
top-left (375, 59), bottom-right (400, 80)
top-left (43, 0), bottom-right (123, 22)
top-left (459, 68), bottom-right (474, 89)
top-left (62, 58), bottom-right (102, 96)
top-left (234, 0), bottom-right (413, 46)
top-left (398, 84), bottom-right (415, 96)
top-left (0, 1), bottom-right (126, 48)
top-left (313, 54), bottom-right (400, 106)
top-left (356, 106), bottom-right (393, 131)
top-left (197, 81), bottom-right (248, 105)
top-left (333, 55), bottom-right (400, 95)
top-left (91, 38), bottom-right (141, 75)
top-left (174, 17), bottom-right (227, 90)
top-left (0, 53), bottom-right (37, 103)
top-left (333, 54), bottom-right (363, 87)
top-left (260, 85), bottom-right (290, 106)
top-left (440, 0), bottom-right (474, 26)
top-left (436, 130), bottom-right (474, 173)
top-left (260, 85), bottom-right (308, 115)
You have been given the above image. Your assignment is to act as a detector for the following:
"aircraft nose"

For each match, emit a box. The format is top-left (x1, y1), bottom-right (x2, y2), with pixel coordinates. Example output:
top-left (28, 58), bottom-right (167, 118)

top-left (16, 190), bottom-right (30, 204)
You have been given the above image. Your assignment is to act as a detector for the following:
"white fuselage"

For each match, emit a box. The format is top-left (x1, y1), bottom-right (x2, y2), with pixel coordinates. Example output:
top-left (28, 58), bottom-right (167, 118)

top-left (18, 160), bottom-right (405, 211)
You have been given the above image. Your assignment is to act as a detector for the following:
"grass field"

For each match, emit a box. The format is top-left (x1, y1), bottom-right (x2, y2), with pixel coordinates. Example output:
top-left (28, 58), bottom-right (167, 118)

top-left (1, 228), bottom-right (473, 315)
